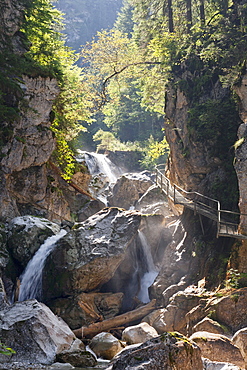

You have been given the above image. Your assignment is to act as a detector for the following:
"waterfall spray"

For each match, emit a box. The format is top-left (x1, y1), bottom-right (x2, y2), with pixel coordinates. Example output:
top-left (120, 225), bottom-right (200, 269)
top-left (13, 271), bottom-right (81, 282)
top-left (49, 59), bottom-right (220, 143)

top-left (137, 231), bottom-right (158, 303)
top-left (18, 229), bottom-right (67, 302)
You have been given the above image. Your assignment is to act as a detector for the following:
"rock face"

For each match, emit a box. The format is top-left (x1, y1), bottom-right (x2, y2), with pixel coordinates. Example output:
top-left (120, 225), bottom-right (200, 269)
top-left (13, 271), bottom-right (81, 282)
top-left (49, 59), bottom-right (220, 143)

top-left (7, 216), bottom-right (60, 268)
top-left (106, 333), bottom-right (203, 370)
top-left (0, 300), bottom-right (80, 365)
top-left (43, 207), bottom-right (141, 300)
top-left (108, 172), bottom-right (153, 209)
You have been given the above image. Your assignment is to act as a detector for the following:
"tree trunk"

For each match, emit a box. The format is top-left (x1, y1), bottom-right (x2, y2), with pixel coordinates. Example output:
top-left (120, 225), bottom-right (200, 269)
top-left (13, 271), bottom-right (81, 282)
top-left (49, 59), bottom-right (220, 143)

top-left (73, 299), bottom-right (157, 339)
top-left (186, 0), bottom-right (192, 33)
top-left (167, 0), bottom-right (174, 33)
top-left (200, 0), bottom-right (205, 26)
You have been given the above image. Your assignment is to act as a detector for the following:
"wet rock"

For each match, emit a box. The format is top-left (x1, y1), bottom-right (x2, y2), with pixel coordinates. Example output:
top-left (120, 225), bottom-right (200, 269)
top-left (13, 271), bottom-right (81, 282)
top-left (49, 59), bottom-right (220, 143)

top-left (190, 331), bottom-right (245, 368)
top-left (0, 300), bottom-right (79, 365)
top-left (89, 332), bottom-right (123, 360)
top-left (106, 333), bottom-right (203, 370)
top-left (122, 322), bottom-right (159, 344)
top-left (43, 208), bottom-right (141, 300)
top-left (108, 172), bottom-right (153, 209)
top-left (232, 327), bottom-right (247, 366)
top-left (7, 216), bottom-right (60, 268)
top-left (47, 292), bottom-right (123, 329)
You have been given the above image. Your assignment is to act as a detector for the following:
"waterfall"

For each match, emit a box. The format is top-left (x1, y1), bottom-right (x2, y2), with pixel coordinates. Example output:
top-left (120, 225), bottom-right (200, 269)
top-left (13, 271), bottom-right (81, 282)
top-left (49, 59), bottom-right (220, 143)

top-left (77, 150), bottom-right (122, 183)
top-left (137, 231), bottom-right (158, 304)
top-left (18, 229), bottom-right (67, 302)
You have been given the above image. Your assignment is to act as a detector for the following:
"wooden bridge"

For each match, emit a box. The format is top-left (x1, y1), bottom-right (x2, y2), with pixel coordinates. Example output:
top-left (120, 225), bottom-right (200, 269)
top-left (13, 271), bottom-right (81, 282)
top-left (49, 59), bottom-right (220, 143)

top-left (155, 165), bottom-right (247, 240)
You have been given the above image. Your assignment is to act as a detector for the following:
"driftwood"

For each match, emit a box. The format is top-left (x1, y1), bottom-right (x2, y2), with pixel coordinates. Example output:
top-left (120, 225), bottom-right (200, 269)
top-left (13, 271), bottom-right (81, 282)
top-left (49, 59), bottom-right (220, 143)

top-left (73, 299), bottom-right (157, 339)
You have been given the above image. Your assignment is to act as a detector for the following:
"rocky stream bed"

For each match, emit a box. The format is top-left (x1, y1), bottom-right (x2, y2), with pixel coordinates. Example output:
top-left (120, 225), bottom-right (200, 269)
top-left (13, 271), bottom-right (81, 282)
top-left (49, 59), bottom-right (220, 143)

top-left (0, 154), bottom-right (247, 370)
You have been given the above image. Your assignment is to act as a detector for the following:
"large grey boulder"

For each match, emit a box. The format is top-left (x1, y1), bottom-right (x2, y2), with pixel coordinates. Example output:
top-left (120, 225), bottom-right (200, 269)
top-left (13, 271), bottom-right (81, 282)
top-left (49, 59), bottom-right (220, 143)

top-left (106, 333), bottom-right (203, 370)
top-left (7, 216), bottom-right (60, 268)
top-left (0, 300), bottom-right (83, 365)
top-left (43, 207), bottom-right (141, 300)
top-left (108, 172), bottom-right (153, 209)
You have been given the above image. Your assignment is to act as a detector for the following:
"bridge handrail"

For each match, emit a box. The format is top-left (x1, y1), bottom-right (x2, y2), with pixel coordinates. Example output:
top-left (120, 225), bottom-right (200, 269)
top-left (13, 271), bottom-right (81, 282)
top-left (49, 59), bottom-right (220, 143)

top-left (155, 165), bottom-right (241, 238)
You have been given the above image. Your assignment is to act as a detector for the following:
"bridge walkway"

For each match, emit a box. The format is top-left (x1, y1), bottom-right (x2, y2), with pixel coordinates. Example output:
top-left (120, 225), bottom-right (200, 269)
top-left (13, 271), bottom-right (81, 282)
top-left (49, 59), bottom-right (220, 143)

top-left (155, 165), bottom-right (247, 240)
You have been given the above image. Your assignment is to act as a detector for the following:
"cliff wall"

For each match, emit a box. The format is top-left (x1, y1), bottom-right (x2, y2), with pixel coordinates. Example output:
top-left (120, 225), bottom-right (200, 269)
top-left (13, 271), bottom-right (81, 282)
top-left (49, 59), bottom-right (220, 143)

top-left (0, 0), bottom-right (90, 222)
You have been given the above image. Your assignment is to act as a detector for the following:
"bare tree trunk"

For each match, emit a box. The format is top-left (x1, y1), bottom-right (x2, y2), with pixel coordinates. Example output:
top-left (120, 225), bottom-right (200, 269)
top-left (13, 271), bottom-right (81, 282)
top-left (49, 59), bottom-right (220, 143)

top-left (186, 0), bottom-right (192, 33)
top-left (200, 0), bottom-right (205, 25)
top-left (73, 299), bottom-right (157, 339)
top-left (168, 0), bottom-right (174, 32)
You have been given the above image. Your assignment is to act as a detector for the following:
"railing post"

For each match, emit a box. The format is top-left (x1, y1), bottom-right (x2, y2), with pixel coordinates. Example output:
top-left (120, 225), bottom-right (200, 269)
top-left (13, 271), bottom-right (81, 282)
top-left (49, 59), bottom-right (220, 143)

top-left (216, 202), bottom-right (221, 238)
top-left (155, 167), bottom-right (158, 186)
top-left (167, 178), bottom-right (169, 197)
top-left (160, 173), bottom-right (163, 191)
top-left (173, 184), bottom-right (176, 203)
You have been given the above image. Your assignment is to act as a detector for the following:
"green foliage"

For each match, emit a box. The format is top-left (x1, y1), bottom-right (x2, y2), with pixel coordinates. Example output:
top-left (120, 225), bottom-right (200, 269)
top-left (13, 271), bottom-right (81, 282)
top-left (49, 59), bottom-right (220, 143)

top-left (0, 343), bottom-right (15, 356)
top-left (140, 135), bottom-right (169, 170)
top-left (93, 129), bottom-right (140, 152)
top-left (225, 268), bottom-right (241, 289)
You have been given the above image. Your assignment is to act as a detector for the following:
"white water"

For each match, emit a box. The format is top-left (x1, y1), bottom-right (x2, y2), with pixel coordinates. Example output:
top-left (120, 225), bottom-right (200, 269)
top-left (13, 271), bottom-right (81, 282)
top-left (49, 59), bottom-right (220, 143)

top-left (137, 231), bottom-right (158, 303)
top-left (18, 229), bottom-right (67, 302)
top-left (78, 150), bottom-right (122, 183)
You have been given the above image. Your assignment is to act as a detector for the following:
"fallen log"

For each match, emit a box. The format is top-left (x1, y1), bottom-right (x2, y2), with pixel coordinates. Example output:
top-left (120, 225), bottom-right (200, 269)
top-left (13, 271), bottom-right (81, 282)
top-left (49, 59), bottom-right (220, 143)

top-left (73, 299), bottom-right (157, 339)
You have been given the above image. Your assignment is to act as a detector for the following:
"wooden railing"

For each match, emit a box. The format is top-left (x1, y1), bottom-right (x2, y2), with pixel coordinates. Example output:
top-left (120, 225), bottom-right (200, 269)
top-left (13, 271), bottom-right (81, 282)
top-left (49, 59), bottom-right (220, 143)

top-left (155, 165), bottom-right (245, 239)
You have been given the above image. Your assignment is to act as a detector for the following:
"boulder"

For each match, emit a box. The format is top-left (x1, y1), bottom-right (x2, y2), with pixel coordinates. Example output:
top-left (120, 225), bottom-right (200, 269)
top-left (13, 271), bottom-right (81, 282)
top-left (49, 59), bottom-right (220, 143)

top-left (77, 199), bottom-right (105, 222)
top-left (47, 292), bottom-right (124, 329)
top-left (43, 208), bottom-right (141, 300)
top-left (0, 299), bottom-right (80, 365)
top-left (136, 184), bottom-right (172, 217)
top-left (190, 331), bottom-right (245, 368)
top-left (106, 333), bottom-right (203, 370)
top-left (89, 332), bottom-right (123, 360)
top-left (150, 286), bottom-right (208, 335)
top-left (203, 358), bottom-right (242, 369)
top-left (7, 216), bottom-right (60, 268)
top-left (122, 322), bottom-right (158, 344)
top-left (232, 327), bottom-right (247, 365)
top-left (209, 288), bottom-right (247, 333)
top-left (108, 172), bottom-right (153, 209)
top-left (193, 317), bottom-right (227, 336)
top-left (56, 338), bottom-right (96, 368)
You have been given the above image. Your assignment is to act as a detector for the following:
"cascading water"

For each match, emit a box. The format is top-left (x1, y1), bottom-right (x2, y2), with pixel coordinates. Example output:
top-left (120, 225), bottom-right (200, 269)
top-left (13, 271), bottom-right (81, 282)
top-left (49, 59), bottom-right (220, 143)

top-left (18, 229), bottom-right (67, 302)
top-left (137, 230), bottom-right (158, 303)
top-left (77, 150), bottom-right (122, 183)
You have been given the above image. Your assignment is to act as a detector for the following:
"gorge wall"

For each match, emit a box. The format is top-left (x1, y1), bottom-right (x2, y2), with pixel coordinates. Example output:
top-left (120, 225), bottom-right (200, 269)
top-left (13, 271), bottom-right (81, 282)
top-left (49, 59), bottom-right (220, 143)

top-left (0, 0), bottom-right (91, 222)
